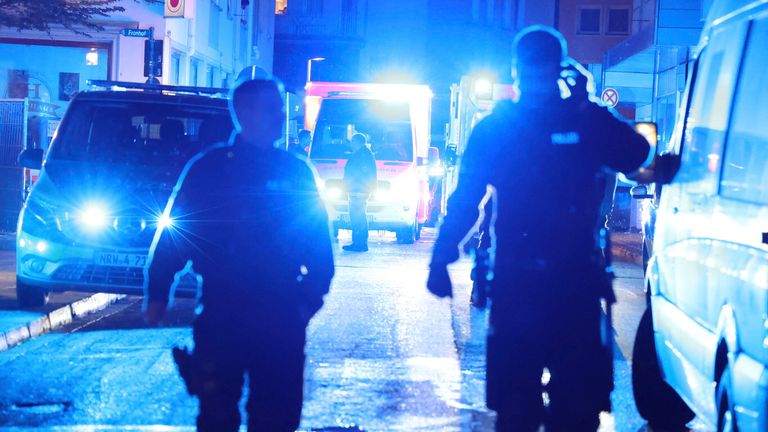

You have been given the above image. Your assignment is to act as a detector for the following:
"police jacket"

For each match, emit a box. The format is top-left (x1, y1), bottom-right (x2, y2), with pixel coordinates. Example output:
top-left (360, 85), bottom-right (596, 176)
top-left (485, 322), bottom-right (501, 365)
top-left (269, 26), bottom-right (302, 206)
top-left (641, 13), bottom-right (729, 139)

top-left (146, 135), bottom-right (335, 319)
top-left (343, 146), bottom-right (377, 194)
top-left (433, 93), bottom-right (651, 272)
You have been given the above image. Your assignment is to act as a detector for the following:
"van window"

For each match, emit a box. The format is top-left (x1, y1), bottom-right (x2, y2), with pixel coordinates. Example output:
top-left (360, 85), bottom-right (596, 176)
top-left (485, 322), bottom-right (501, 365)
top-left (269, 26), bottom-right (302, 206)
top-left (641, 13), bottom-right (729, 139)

top-left (679, 21), bottom-right (748, 194)
top-left (49, 100), bottom-right (232, 166)
top-left (720, 18), bottom-right (768, 204)
top-left (310, 99), bottom-right (413, 161)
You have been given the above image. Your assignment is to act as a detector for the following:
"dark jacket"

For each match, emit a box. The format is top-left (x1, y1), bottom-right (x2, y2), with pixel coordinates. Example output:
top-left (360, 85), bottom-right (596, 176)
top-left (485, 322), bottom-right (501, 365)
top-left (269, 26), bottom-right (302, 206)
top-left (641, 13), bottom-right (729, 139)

top-left (146, 136), bottom-right (335, 320)
top-left (343, 146), bottom-right (378, 194)
top-left (433, 94), bottom-right (650, 275)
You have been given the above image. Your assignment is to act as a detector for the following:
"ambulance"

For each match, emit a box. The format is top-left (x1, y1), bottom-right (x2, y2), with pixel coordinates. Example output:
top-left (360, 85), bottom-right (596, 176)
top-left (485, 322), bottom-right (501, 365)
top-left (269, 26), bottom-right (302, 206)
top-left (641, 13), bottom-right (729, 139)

top-left (442, 75), bottom-right (516, 214)
top-left (305, 82), bottom-right (437, 244)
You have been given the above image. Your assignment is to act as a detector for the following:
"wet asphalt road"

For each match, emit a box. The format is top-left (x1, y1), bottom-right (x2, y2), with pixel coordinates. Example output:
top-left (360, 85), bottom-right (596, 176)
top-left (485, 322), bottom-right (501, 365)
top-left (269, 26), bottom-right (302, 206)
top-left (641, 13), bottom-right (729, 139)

top-left (0, 230), bottom-right (680, 431)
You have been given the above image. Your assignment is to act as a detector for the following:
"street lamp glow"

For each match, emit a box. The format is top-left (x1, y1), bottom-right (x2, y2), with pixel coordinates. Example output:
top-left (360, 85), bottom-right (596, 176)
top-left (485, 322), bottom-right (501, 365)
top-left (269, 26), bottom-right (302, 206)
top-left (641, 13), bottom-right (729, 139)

top-left (307, 57), bottom-right (326, 83)
top-left (86, 49), bottom-right (99, 66)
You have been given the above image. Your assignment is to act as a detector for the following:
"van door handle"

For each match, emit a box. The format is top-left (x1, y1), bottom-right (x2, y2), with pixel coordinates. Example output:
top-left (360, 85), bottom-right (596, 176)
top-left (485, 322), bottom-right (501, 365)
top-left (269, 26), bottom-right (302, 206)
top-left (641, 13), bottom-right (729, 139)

top-left (763, 232), bottom-right (768, 245)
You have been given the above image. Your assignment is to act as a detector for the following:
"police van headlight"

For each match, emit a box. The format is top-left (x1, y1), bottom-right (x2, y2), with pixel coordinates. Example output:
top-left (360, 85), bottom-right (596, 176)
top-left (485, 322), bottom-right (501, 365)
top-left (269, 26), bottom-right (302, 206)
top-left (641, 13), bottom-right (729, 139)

top-left (157, 213), bottom-right (174, 229)
top-left (77, 203), bottom-right (110, 232)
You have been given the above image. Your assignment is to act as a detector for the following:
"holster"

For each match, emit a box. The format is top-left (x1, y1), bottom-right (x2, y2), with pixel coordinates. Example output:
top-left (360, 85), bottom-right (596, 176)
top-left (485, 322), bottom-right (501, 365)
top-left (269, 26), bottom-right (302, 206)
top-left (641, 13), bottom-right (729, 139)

top-left (172, 345), bottom-right (201, 396)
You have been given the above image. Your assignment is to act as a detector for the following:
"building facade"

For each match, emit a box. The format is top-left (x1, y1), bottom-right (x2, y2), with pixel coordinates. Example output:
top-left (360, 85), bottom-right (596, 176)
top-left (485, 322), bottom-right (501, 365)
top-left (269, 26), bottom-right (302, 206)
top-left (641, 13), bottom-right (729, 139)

top-left (602, 0), bottom-right (705, 142)
top-left (0, 0), bottom-right (274, 132)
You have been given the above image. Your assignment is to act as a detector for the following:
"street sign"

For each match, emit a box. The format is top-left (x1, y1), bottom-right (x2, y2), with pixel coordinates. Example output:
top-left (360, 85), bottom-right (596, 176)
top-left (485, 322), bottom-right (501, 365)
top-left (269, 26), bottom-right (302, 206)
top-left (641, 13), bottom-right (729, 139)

top-left (165, 0), bottom-right (185, 17)
top-left (143, 40), bottom-right (163, 78)
top-left (121, 28), bottom-right (152, 38)
top-left (601, 87), bottom-right (619, 108)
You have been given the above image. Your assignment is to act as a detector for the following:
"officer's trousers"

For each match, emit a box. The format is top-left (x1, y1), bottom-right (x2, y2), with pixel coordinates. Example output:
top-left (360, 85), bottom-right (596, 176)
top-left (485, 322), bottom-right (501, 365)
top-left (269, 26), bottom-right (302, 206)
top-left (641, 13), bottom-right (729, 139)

top-left (487, 269), bottom-right (612, 432)
top-left (191, 312), bottom-right (307, 432)
top-left (348, 194), bottom-right (369, 246)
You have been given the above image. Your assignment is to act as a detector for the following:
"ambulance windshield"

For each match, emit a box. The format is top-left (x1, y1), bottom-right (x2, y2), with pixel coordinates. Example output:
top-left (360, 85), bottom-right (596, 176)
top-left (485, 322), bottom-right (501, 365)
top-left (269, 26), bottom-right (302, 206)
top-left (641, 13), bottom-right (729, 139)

top-left (310, 99), bottom-right (413, 161)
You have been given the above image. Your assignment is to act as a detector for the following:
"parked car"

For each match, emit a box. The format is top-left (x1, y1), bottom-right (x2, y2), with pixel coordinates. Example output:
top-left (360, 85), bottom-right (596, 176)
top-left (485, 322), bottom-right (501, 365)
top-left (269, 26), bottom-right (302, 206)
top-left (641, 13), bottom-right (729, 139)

top-left (15, 81), bottom-right (233, 307)
top-left (631, 1), bottom-right (768, 431)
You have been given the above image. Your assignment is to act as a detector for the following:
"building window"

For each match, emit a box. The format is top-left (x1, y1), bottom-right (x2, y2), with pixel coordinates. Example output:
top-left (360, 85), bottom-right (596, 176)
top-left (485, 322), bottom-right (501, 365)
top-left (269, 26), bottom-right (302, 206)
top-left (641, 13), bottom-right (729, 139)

top-left (190, 59), bottom-right (200, 86)
top-left (578, 8), bottom-right (601, 34)
top-left (341, 0), bottom-right (357, 35)
top-left (608, 8), bottom-right (630, 35)
top-left (305, 0), bottom-right (323, 16)
top-left (171, 52), bottom-right (182, 84)
top-left (239, 22), bottom-right (249, 64)
top-left (276, 0), bottom-right (288, 14)
top-left (206, 66), bottom-right (215, 88)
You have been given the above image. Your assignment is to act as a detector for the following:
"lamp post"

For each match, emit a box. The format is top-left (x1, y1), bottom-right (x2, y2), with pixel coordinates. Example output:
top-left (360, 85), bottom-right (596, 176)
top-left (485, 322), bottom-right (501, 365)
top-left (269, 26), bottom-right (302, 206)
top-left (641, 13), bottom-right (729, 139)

top-left (306, 57), bottom-right (326, 83)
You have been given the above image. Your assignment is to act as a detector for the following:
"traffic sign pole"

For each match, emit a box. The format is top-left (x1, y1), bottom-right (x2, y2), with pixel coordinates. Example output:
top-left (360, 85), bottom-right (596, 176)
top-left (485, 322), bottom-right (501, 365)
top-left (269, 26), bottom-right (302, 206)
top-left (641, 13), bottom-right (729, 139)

top-left (147, 27), bottom-right (159, 84)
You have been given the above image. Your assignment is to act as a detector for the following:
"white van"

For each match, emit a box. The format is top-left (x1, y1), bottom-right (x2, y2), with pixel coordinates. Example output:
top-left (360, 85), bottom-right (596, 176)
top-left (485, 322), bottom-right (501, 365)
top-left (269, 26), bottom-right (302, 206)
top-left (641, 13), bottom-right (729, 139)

top-left (631, 1), bottom-right (768, 431)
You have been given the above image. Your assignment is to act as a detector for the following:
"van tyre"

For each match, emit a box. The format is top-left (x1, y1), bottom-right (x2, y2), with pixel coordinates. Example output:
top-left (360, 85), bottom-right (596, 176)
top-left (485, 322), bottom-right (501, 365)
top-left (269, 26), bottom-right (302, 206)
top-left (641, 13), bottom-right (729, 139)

top-left (717, 366), bottom-right (738, 432)
top-left (16, 278), bottom-right (49, 308)
top-left (396, 219), bottom-right (418, 244)
top-left (632, 306), bottom-right (695, 430)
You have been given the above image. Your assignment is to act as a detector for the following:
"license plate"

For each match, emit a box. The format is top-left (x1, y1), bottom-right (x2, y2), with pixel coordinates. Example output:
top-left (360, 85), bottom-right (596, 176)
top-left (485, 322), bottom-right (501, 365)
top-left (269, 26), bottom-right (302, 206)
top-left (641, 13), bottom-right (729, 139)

top-left (94, 252), bottom-right (148, 267)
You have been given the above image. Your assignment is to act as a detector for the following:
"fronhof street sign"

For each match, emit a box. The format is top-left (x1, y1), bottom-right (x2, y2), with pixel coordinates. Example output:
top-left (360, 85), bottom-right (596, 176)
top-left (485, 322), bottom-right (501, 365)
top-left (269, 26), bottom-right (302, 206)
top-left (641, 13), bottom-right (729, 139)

top-left (601, 87), bottom-right (619, 108)
top-left (121, 28), bottom-right (152, 38)
top-left (165, 0), bottom-right (185, 17)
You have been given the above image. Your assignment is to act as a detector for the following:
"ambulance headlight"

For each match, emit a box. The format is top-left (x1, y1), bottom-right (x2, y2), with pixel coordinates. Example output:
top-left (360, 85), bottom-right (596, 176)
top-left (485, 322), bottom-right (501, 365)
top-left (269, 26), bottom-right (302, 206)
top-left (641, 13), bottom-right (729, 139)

top-left (474, 78), bottom-right (493, 99)
top-left (374, 188), bottom-right (394, 201)
top-left (78, 203), bottom-right (109, 231)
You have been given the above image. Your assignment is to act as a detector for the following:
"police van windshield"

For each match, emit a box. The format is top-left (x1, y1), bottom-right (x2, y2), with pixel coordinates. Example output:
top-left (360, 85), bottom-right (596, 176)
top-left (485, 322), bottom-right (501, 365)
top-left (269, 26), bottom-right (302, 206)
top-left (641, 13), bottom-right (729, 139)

top-left (49, 100), bottom-right (232, 166)
top-left (310, 98), bottom-right (413, 162)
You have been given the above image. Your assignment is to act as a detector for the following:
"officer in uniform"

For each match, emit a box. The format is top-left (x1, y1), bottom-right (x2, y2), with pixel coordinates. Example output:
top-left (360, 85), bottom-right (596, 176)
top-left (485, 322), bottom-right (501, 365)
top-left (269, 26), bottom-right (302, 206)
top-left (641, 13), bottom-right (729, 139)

top-left (342, 132), bottom-right (377, 252)
top-left (428, 26), bottom-right (654, 431)
top-left (145, 76), bottom-right (335, 431)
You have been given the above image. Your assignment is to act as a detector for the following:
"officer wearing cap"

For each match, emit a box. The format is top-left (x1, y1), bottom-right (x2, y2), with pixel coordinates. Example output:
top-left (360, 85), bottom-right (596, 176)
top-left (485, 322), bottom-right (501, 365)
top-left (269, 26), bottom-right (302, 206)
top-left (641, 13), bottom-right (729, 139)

top-left (428, 26), bottom-right (654, 430)
top-left (145, 74), bottom-right (334, 431)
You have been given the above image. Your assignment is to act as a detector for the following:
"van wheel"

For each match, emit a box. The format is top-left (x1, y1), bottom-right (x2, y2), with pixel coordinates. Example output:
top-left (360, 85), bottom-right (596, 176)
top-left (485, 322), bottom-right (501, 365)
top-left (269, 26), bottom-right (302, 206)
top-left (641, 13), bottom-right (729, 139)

top-left (16, 278), bottom-right (49, 308)
top-left (396, 222), bottom-right (416, 244)
top-left (717, 367), bottom-right (738, 432)
top-left (632, 306), bottom-right (695, 430)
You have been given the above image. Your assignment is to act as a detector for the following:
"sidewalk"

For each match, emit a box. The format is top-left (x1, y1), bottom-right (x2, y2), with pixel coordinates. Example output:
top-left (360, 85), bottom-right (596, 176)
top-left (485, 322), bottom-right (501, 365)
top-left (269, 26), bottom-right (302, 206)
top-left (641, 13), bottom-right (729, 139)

top-left (0, 248), bottom-right (124, 351)
top-left (0, 231), bottom-right (14, 251)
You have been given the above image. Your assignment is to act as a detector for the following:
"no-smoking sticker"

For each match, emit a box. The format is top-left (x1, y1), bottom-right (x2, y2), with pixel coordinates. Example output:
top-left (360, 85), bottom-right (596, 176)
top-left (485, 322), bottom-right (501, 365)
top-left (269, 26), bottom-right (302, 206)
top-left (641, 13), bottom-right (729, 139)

top-left (601, 88), bottom-right (619, 108)
top-left (165, 0), bottom-right (185, 17)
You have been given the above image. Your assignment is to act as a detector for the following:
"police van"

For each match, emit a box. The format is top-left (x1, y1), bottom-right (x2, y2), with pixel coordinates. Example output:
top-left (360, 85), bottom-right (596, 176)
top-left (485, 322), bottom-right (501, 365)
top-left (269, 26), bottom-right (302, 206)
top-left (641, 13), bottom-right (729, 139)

top-left (15, 81), bottom-right (232, 307)
top-left (631, 1), bottom-right (768, 430)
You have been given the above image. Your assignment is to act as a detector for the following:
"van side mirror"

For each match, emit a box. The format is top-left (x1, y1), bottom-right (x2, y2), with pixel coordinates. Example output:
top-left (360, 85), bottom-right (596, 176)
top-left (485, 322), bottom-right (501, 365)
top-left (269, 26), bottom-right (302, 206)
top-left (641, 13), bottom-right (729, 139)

top-left (18, 148), bottom-right (43, 170)
top-left (630, 185), bottom-right (653, 199)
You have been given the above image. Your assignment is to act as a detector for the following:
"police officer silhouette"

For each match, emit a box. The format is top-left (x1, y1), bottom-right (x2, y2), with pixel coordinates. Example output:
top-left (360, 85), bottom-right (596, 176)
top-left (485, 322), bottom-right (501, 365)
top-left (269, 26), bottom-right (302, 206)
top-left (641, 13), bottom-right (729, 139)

top-left (145, 74), bottom-right (334, 431)
top-left (428, 26), bottom-right (653, 431)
